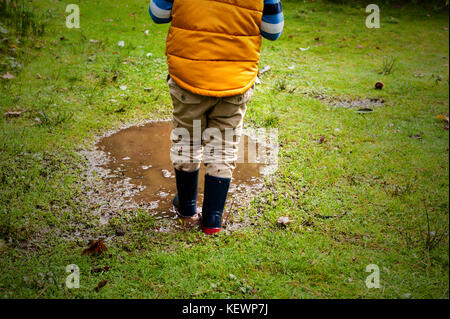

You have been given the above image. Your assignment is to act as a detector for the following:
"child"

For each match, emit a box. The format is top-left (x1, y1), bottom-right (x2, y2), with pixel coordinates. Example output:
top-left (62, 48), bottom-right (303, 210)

top-left (149, 0), bottom-right (284, 234)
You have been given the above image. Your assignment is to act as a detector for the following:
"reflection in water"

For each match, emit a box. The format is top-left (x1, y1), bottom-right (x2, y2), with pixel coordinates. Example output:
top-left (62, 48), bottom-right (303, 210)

top-left (96, 121), bottom-right (266, 220)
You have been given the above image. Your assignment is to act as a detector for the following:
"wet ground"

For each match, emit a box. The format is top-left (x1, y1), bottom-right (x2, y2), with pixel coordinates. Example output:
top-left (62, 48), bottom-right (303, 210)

top-left (311, 94), bottom-right (386, 110)
top-left (95, 121), bottom-right (267, 224)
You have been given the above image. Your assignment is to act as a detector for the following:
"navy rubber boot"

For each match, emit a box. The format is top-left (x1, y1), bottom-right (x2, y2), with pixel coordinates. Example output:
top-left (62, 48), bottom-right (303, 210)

top-left (201, 174), bottom-right (231, 234)
top-left (173, 169), bottom-right (199, 218)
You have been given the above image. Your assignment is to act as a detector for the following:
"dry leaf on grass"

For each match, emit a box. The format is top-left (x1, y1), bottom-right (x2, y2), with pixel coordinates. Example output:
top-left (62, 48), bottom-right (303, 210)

top-left (82, 239), bottom-right (108, 256)
top-left (94, 279), bottom-right (108, 292)
top-left (436, 115), bottom-right (449, 123)
top-left (277, 216), bottom-right (291, 227)
top-left (4, 110), bottom-right (24, 118)
top-left (355, 108), bottom-right (374, 114)
top-left (258, 65), bottom-right (271, 76)
top-left (1, 72), bottom-right (15, 79)
top-left (91, 266), bottom-right (110, 274)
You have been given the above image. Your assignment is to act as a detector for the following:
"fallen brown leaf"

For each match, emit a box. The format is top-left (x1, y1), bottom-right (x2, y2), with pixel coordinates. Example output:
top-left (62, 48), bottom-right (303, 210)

top-left (436, 115), bottom-right (449, 123)
top-left (94, 279), bottom-right (108, 292)
top-left (82, 239), bottom-right (107, 256)
top-left (91, 266), bottom-right (110, 274)
top-left (408, 133), bottom-right (423, 140)
top-left (3, 110), bottom-right (23, 118)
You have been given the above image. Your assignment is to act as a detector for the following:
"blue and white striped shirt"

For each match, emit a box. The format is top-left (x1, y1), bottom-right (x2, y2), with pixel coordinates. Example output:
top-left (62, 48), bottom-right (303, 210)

top-left (260, 0), bottom-right (284, 40)
top-left (149, 0), bottom-right (284, 41)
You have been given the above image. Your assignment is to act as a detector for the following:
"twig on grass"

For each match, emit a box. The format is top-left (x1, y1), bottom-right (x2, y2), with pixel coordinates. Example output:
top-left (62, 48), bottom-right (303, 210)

top-left (287, 282), bottom-right (320, 296)
top-left (314, 211), bottom-right (347, 219)
top-left (35, 284), bottom-right (48, 299)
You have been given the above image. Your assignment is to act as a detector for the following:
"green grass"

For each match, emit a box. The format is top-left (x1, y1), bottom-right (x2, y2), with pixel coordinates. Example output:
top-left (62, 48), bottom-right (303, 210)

top-left (0, 0), bottom-right (448, 299)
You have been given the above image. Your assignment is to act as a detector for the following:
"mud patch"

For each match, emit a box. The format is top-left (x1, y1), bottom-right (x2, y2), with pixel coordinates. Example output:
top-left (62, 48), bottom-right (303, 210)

top-left (82, 120), bottom-right (273, 233)
top-left (312, 94), bottom-right (386, 109)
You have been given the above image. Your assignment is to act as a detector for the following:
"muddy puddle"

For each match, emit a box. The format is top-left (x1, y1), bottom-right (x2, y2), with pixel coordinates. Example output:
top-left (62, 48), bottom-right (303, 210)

top-left (95, 121), bottom-right (269, 226)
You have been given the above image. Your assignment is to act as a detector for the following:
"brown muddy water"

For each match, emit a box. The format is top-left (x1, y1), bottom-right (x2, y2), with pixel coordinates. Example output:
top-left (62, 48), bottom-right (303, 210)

top-left (95, 121), bottom-right (268, 225)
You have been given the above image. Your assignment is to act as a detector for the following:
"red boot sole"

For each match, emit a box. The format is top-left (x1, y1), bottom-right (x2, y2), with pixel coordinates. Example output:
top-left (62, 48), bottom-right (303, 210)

top-left (202, 227), bottom-right (222, 235)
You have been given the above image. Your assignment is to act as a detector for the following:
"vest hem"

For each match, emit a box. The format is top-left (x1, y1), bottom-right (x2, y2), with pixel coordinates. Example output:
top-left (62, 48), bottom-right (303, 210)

top-left (169, 74), bottom-right (257, 98)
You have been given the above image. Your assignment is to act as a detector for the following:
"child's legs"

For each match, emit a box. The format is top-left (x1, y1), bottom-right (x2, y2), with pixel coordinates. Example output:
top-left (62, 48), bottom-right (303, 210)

top-left (203, 88), bottom-right (253, 178)
top-left (168, 78), bottom-right (214, 172)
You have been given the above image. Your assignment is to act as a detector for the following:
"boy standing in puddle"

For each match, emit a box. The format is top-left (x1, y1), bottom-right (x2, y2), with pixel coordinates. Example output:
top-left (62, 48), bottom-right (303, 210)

top-left (149, 0), bottom-right (284, 234)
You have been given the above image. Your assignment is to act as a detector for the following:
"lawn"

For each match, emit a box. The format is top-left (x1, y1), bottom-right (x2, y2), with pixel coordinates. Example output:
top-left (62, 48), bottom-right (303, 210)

top-left (0, 0), bottom-right (448, 298)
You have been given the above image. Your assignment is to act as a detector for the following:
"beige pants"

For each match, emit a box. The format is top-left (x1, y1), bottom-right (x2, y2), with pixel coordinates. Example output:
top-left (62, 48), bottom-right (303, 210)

top-left (169, 77), bottom-right (253, 178)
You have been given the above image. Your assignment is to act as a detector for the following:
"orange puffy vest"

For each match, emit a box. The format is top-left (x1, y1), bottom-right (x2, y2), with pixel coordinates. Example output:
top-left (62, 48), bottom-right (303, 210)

top-left (166, 0), bottom-right (263, 97)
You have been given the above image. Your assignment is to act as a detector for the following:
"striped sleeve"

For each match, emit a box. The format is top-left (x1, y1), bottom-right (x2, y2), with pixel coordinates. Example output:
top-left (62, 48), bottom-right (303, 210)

top-left (149, 0), bottom-right (173, 24)
top-left (261, 0), bottom-right (284, 41)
